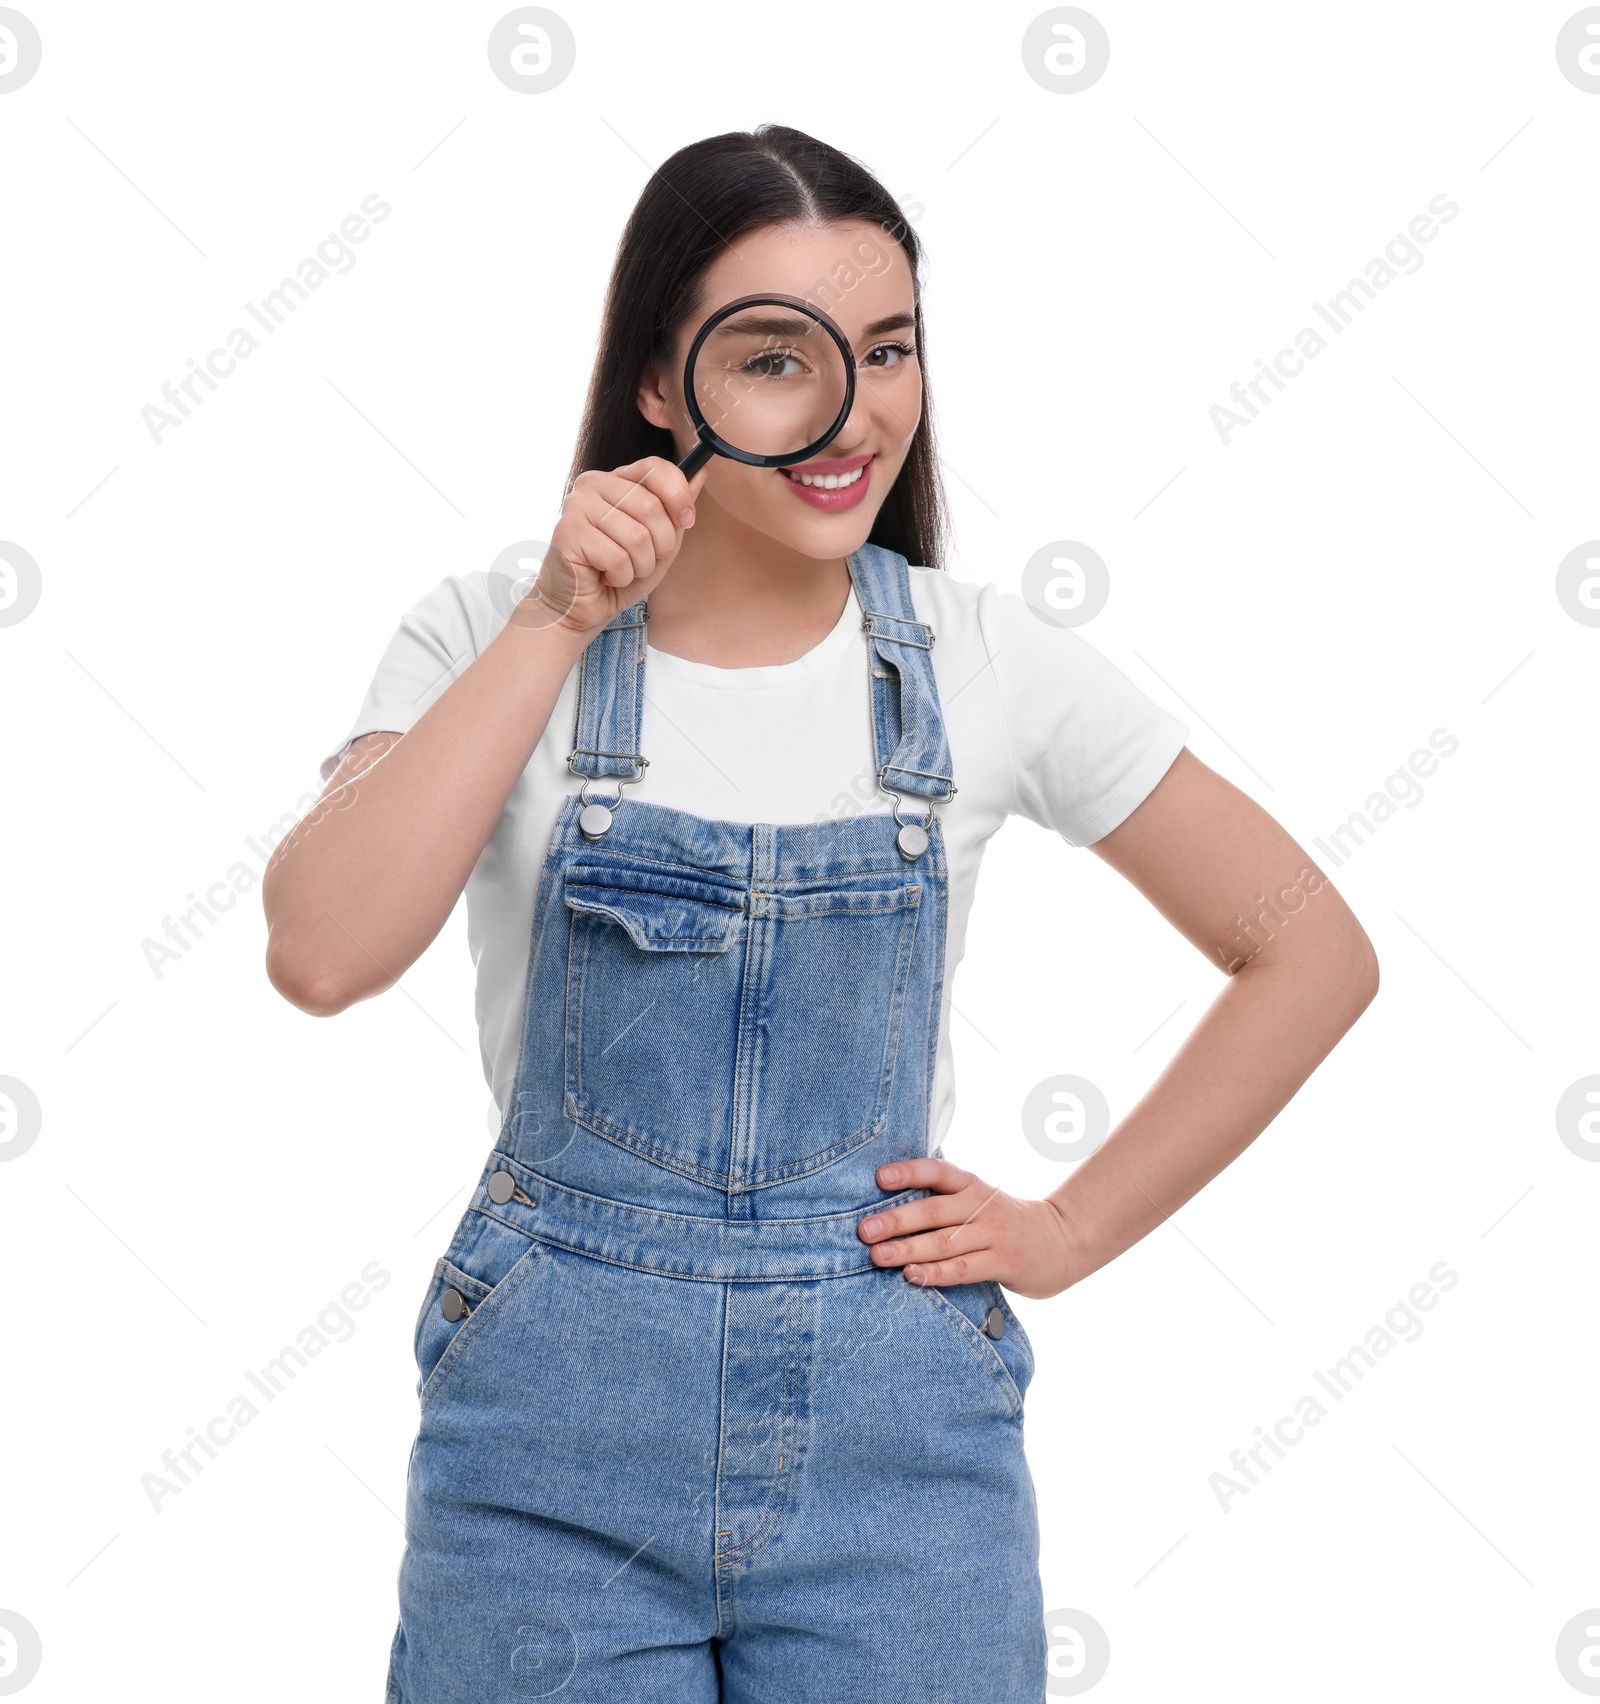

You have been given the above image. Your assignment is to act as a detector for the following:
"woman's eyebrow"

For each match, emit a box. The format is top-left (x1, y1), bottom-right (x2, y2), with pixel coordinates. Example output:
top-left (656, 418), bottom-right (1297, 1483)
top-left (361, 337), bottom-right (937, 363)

top-left (858, 312), bottom-right (916, 339)
top-left (715, 314), bottom-right (816, 338)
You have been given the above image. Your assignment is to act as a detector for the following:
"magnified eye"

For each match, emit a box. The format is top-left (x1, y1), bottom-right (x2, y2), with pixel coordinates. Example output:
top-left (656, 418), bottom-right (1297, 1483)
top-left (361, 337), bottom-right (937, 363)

top-left (740, 348), bottom-right (806, 379)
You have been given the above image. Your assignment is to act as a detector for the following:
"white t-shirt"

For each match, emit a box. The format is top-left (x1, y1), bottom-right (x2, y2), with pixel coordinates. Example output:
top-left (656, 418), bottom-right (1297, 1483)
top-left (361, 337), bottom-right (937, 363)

top-left (323, 567), bottom-right (1190, 1149)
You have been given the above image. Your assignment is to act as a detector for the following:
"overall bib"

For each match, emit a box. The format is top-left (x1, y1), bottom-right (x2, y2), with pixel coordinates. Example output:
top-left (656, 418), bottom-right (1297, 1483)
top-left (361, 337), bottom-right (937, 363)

top-left (387, 544), bottom-right (1045, 1703)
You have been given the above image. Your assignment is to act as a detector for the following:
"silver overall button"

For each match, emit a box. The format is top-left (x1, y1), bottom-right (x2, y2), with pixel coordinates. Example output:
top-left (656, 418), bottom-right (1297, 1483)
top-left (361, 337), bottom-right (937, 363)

top-left (578, 802), bottom-right (613, 838)
top-left (440, 1287), bottom-right (467, 1322)
top-left (896, 822), bottom-right (928, 860)
top-left (486, 1169), bottom-right (516, 1204)
top-left (981, 1305), bottom-right (1005, 1339)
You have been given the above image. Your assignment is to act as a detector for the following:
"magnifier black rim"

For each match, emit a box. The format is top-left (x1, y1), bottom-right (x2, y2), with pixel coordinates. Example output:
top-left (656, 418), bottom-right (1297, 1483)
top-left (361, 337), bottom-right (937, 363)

top-left (680, 292), bottom-right (857, 469)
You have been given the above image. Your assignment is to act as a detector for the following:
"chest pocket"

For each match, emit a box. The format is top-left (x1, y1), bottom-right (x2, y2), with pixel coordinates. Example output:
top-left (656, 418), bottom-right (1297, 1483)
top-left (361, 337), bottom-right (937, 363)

top-left (562, 860), bottom-right (923, 1191)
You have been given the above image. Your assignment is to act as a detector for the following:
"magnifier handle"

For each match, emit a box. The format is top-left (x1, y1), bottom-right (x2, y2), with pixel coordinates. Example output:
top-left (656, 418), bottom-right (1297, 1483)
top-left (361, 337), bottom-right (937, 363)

top-left (677, 438), bottom-right (714, 480)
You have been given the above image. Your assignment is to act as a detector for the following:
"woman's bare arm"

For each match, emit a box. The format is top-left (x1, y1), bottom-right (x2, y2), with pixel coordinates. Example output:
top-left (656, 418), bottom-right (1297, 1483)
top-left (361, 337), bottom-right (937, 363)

top-left (262, 615), bottom-right (591, 1015)
top-left (856, 747), bottom-right (1381, 1295)
top-left (1045, 746), bottom-right (1380, 1281)
top-left (262, 456), bottom-right (705, 1017)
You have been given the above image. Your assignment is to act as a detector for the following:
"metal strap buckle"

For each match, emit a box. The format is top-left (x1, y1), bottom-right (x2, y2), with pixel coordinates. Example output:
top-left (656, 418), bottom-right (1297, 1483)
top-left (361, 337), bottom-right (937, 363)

top-left (567, 748), bottom-right (649, 778)
top-left (877, 762), bottom-right (958, 800)
top-left (566, 752), bottom-right (648, 838)
top-left (884, 789), bottom-right (935, 861)
top-left (860, 609), bottom-right (935, 648)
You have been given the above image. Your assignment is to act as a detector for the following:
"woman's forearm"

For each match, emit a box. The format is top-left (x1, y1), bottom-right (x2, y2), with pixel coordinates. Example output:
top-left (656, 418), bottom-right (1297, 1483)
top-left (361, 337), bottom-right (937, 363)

top-left (1046, 924), bottom-right (1379, 1287)
top-left (262, 613), bottom-right (589, 1014)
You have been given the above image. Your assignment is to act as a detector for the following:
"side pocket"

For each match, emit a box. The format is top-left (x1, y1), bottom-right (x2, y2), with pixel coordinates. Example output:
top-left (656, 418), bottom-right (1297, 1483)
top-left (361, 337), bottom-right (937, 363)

top-left (413, 1258), bottom-right (494, 1393)
top-left (415, 1209), bottom-right (544, 1411)
top-left (916, 1278), bottom-right (1034, 1421)
top-left (988, 1285), bottom-right (1036, 1403)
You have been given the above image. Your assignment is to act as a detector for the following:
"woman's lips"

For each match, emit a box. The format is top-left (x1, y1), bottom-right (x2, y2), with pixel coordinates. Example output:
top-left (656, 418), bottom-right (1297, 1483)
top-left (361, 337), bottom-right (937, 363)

top-left (778, 453), bottom-right (873, 512)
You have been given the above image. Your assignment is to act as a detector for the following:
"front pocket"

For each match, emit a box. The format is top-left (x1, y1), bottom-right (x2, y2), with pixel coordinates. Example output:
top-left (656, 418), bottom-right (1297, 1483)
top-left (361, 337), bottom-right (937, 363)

top-left (413, 1258), bottom-right (493, 1391)
top-left (915, 1279), bottom-right (1034, 1421)
top-left (415, 1208), bottom-right (543, 1410)
top-left (562, 860), bottom-right (922, 1189)
top-left (563, 866), bottom-right (745, 952)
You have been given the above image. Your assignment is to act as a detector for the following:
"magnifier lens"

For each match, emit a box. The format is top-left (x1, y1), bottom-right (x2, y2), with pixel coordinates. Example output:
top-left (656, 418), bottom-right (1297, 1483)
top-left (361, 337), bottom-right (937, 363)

top-left (688, 308), bottom-right (851, 461)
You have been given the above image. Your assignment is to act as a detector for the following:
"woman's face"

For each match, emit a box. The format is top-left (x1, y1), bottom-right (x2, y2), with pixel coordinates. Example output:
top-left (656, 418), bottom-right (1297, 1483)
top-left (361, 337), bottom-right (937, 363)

top-left (638, 218), bottom-right (923, 560)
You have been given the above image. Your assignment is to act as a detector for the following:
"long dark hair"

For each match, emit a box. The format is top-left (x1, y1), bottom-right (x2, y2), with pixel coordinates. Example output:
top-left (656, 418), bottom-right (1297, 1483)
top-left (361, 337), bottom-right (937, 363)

top-left (567, 125), bottom-right (949, 570)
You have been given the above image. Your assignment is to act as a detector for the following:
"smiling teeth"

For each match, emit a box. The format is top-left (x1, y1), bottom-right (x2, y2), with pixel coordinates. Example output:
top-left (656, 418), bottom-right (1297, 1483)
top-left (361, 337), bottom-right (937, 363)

top-left (790, 465), bottom-right (864, 489)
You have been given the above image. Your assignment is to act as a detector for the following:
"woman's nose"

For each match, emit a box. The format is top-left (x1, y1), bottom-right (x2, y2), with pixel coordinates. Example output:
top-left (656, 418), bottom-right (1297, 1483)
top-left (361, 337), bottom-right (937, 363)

top-left (828, 393), bottom-right (872, 451)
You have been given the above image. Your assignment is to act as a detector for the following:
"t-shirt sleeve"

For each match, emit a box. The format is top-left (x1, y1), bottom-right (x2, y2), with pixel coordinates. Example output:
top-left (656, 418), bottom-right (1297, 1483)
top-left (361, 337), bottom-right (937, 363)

top-left (975, 583), bottom-right (1190, 846)
top-left (318, 573), bottom-right (498, 781)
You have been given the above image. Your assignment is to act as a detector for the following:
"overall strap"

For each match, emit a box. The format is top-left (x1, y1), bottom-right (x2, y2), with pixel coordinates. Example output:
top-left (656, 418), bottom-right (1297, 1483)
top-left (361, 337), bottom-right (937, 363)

top-left (567, 549), bottom-right (957, 806)
top-left (566, 599), bottom-right (648, 784)
top-left (847, 543), bottom-right (957, 804)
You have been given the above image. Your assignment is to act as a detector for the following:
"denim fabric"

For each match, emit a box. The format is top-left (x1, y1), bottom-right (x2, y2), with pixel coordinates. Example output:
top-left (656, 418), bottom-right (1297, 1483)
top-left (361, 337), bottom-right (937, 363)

top-left (860, 599), bottom-right (957, 803)
top-left (387, 546), bottom-right (1045, 1701)
top-left (567, 596), bottom-right (648, 783)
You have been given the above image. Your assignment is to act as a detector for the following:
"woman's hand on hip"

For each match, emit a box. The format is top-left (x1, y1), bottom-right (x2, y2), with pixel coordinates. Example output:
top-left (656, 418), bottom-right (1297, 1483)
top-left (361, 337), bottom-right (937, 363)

top-left (857, 1158), bottom-right (1085, 1300)
top-left (533, 456), bottom-right (709, 638)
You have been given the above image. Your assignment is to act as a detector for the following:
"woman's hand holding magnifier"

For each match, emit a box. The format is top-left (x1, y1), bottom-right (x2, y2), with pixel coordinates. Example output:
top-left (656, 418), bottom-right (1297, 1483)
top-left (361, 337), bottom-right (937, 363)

top-left (531, 457), bottom-right (709, 639)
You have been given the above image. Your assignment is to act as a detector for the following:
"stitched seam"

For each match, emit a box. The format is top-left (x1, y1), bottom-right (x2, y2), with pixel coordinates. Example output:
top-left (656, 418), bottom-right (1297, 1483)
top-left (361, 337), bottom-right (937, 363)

top-left (572, 1098), bottom-right (885, 1190)
top-left (563, 909), bottom-right (589, 1119)
top-left (899, 649), bottom-right (924, 775)
top-left (507, 1232), bottom-right (884, 1283)
top-left (435, 1257), bottom-right (493, 1302)
top-left (713, 1282), bottom-right (731, 1637)
top-left (568, 1104), bottom-right (737, 1189)
top-left (496, 1161), bottom-right (931, 1229)
top-left (885, 558), bottom-right (920, 775)
top-left (553, 842), bottom-right (745, 877)
top-left (748, 890), bottom-right (921, 918)
top-left (921, 828), bottom-right (948, 1141)
top-left (567, 635), bottom-right (596, 771)
top-left (994, 1290), bottom-right (1035, 1378)
top-left (717, 1284), bottom-right (799, 1564)
top-left (559, 837), bottom-right (924, 883)
top-left (737, 1113), bottom-right (884, 1186)
top-left (473, 1203), bottom-right (554, 1245)
top-left (871, 877), bottom-right (922, 1127)
top-left (624, 620), bottom-right (643, 755)
top-left (728, 879), bottom-right (768, 1206)
top-left (732, 1288), bottom-right (800, 1559)
top-left (759, 868), bottom-right (932, 885)
top-left (566, 878), bottom-right (745, 911)
top-left (565, 905), bottom-right (739, 948)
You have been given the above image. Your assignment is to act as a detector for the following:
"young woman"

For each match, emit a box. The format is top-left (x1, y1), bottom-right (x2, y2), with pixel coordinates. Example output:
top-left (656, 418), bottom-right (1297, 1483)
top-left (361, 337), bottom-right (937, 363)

top-left (263, 125), bottom-right (1378, 1702)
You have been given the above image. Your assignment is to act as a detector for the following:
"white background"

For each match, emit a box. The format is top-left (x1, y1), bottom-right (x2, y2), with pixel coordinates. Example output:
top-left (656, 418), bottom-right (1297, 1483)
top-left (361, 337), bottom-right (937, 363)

top-left (2, 2), bottom-right (1597, 1698)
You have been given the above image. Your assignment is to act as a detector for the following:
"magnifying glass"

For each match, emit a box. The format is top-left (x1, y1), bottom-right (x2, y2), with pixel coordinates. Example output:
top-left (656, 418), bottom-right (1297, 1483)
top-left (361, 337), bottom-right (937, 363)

top-left (675, 293), bottom-right (856, 478)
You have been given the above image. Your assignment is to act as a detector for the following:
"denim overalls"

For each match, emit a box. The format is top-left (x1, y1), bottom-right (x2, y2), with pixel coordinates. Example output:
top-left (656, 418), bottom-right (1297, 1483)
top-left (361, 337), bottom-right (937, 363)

top-left (387, 544), bottom-right (1046, 1702)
